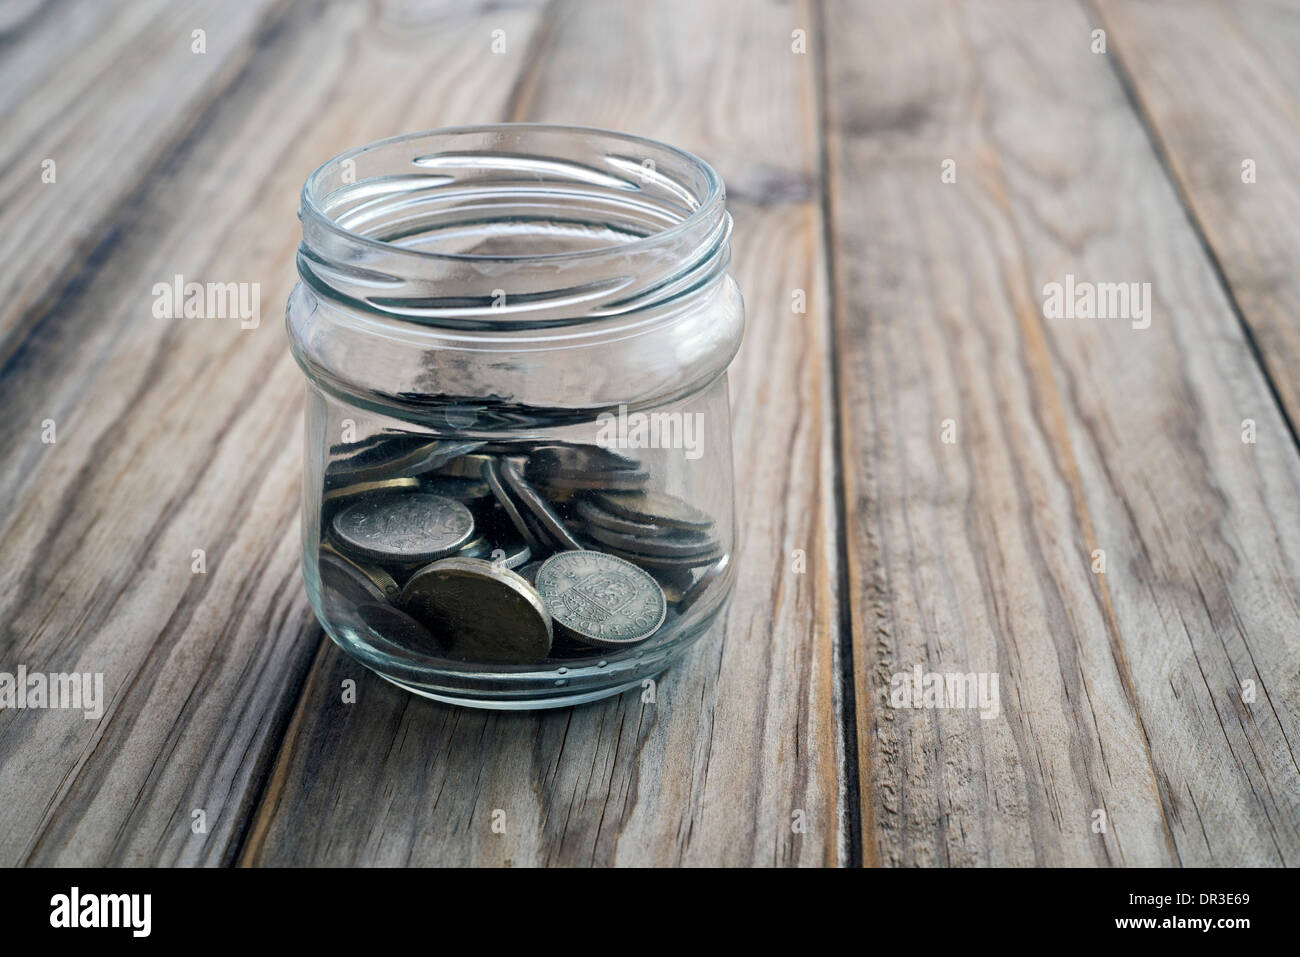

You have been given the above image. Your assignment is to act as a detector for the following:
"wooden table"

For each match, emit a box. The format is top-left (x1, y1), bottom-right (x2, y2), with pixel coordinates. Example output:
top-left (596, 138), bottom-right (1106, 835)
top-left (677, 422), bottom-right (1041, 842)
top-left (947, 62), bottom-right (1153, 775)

top-left (2, 0), bottom-right (1298, 867)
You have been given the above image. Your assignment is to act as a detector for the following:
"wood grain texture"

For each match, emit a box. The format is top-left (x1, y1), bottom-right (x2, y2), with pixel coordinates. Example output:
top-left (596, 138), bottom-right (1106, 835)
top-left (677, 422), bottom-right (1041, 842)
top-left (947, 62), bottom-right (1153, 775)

top-left (3, 0), bottom-right (1297, 869)
top-left (824, 0), bottom-right (1300, 865)
top-left (242, 0), bottom-right (846, 867)
top-left (0, 0), bottom-right (547, 866)
top-left (1089, 0), bottom-right (1300, 432)
top-left (0, 0), bottom-right (288, 357)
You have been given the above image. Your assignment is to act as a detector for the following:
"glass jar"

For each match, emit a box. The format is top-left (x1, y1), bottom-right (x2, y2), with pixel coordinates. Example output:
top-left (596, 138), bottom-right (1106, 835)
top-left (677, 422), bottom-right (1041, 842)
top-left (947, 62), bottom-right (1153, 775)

top-left (287, 125), bottom-right (743, 709)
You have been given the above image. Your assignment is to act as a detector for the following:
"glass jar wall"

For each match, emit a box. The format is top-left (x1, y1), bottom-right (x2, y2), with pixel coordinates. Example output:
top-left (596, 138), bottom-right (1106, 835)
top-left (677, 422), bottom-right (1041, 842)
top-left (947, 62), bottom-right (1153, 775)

top-left (287, 125), bottom-right (743, 708)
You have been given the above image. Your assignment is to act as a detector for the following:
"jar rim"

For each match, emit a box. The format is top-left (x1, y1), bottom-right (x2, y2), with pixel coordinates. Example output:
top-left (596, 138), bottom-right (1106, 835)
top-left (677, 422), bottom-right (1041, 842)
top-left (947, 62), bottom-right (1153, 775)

top-left (300, 123), bottom-right (726, 265)
top-left (296, 124), bottom-right (733, 326)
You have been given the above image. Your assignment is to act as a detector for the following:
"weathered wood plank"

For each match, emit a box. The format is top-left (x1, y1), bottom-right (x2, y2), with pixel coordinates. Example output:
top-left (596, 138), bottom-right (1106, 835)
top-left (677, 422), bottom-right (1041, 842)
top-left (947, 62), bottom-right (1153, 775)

top-left (825, 0), bottom-right (1300, 865)
top-left (0, 0), bottom-right (546, 866)
top-left (1089, 0), bottom-right (1300, 431)
top-left (0, 0), bottom-right (289, 358)
top-left (242, 0), bottom-right (845, 867)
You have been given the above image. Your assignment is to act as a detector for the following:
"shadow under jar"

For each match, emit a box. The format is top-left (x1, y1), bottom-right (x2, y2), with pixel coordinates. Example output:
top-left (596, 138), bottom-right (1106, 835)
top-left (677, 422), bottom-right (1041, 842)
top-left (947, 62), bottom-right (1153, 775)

top-left (287, 125), bottom-right (744, 709)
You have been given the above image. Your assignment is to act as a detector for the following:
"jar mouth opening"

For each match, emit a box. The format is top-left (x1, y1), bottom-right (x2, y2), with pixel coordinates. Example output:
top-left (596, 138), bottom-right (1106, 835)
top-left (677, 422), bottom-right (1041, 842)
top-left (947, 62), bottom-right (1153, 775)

top-left (297, 125), bottom-right (732, 326)
top-left (302, 124), bottom-right (725, 263)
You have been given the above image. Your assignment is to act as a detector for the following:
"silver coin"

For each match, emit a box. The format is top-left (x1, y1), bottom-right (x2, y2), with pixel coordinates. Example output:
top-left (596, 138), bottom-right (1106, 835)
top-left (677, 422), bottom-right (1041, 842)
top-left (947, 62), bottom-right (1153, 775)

top-left (454, 535), bottom-right (493, 559)
top-left (498, 458), bottom-right (585, 551)
top-left (482, 459), bottom-right (544, 552)
top-left (529, 470), bottom-right (650, 493)
top-left (400, 557), bottom-right (552, 662)
top-left (527, 444), bottom-right (642, 474)
top-left (332, 491), bottom-right (475, 564)
top-left (325, 434), bottom-right (424, 486)
top-left (419, 475), bottom-right (494, 505)
top-left (516, 560), bottom-right (544, 585)
top-left (330, 437), bottom-right (485, 486)
top-left (591, 490), bottom-right (714, 530)
top-left (575, 497), bottom-right (664, 537)
top-left (487, 540), bottom-right (532, 570)
top-left (535, 550), bottom-right (667, 647)
top-left (583, 521), bottom-right (717, 558)
top-left (597, 545), bottom-right (724, 569)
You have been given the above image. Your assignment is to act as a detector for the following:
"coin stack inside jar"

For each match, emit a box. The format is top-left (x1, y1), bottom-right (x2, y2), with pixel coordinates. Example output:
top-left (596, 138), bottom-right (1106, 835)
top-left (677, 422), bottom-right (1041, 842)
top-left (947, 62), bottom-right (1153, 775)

top-left (317, 437), bottom-right (730, 664)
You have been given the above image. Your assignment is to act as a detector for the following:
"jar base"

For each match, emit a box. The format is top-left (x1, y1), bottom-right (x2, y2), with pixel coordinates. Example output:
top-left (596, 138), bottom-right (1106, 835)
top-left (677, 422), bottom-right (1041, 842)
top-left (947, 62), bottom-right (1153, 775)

top-left (318, 601), bottom-right (725, 710)
top-left (372, 671), bottom-right (658, 710)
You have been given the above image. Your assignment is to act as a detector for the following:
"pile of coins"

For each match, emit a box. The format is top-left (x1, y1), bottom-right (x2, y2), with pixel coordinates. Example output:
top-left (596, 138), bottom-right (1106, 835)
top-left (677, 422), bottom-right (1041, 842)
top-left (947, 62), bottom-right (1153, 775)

top-left (317, 435), bottom-right (729, 663)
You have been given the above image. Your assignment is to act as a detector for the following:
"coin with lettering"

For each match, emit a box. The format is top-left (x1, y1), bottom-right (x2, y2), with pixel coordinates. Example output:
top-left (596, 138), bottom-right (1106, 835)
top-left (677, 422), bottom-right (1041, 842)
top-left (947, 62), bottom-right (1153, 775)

top-left (400, 557), bottom-right (552, 662)
top-left (332, 491), bottom-right (475, 564)
top-left (535, 550), bottom-right (666, 647)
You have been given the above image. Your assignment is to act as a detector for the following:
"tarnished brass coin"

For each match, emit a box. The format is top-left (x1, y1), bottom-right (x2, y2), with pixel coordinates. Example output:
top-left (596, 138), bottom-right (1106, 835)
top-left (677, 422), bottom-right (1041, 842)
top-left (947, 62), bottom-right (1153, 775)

top-left (318, 547), bottom-right (401, 605)
top-left (322, 476), bottom-right (422, 505)
top-left (400, 557), bottom-right (552, 662)
top-left (536, 550), bottom-right (666, 648)
top-left (355, 602), bottom-right (444, 654)
top-left (325, 434), bottom-right (422, 487)
top-left (332, 491), bottom-right (475, 564)
top-left (433, 453), bottom-right (504, 481)
top-left (591, 490), bottom-right (713, 530)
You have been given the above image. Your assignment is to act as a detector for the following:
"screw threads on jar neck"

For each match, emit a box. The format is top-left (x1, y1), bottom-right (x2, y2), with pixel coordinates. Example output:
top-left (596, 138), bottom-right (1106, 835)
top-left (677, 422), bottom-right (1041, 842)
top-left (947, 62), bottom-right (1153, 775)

top-left (297, 124), bottom-right (732, 329)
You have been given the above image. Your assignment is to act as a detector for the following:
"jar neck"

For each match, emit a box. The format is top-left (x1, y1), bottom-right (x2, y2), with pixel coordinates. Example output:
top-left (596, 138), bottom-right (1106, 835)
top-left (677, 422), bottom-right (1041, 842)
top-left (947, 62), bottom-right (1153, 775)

top-left (296, 125), bottom-right (732, 328)
top-left (288, 126), bottom-right (742, 429)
